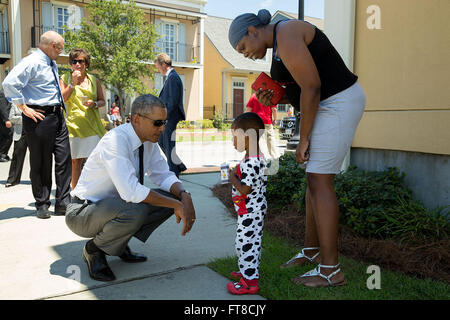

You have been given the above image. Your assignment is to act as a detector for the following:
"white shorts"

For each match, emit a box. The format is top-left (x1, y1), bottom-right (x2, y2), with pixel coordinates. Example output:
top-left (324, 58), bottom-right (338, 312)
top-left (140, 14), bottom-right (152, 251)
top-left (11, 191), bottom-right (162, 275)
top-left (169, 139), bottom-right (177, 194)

top-left (70, 135), bottom-right (101, 159)
top-left (306, 82), bottom-right (366, 174)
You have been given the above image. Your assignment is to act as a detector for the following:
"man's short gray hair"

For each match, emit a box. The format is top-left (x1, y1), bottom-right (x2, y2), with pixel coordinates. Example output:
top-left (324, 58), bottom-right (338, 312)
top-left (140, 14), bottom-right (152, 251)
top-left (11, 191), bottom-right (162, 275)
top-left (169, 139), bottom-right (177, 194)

top-left (131, 94), bottom-right (166, 117)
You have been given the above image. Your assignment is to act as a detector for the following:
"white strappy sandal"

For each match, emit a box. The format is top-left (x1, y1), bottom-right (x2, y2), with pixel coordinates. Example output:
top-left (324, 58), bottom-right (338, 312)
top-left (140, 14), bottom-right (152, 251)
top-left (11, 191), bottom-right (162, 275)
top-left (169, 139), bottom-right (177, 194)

top-left (280, 247), bottom-right (320, 269)
top-left (298, 263), bottom-right (347, 287)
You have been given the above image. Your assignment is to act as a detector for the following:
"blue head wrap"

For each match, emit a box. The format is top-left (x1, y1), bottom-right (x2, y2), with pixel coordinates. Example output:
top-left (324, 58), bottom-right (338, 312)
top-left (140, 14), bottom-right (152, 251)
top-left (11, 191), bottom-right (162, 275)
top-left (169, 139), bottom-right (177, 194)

top-left (228, 9), bottom-right (271, 49)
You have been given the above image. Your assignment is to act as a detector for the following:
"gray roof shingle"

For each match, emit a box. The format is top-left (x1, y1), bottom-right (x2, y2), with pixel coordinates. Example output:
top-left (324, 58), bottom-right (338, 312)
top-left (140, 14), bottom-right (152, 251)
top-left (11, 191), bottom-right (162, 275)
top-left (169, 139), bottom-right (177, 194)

top-left (204, 15), bottom-right (272, 72)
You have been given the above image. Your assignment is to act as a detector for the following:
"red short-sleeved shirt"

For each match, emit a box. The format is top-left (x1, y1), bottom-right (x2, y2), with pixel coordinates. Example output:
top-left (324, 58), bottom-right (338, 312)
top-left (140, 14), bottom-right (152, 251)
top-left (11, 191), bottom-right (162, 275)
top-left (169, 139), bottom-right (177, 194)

top-left (246, 94), bottom-right (276, 125)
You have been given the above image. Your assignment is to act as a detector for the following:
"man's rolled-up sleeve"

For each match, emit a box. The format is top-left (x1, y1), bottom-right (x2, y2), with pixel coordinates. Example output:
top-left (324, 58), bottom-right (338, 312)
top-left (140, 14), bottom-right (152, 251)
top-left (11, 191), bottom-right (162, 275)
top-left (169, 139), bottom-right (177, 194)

top-left (2, 61), bottom-right (31, 106)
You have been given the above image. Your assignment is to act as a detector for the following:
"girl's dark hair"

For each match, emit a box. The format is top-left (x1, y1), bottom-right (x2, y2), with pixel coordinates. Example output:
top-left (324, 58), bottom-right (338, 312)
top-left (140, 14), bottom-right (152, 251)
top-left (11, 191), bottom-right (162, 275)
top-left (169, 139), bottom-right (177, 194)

top-left (232, 112), bottom-right (265, 141)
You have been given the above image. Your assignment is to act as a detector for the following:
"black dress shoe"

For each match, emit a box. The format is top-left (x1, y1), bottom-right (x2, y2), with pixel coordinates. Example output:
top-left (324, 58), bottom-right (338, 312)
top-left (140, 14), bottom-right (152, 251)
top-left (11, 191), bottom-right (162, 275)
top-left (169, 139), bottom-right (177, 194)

top-left (178, 162), bottom-right (187, 172)
top-left (119, 245), bottom-right (147, 263)
top-left (54, 206), bottom-right (66, 216)
top-left (83, 245), bottom-right (116, 282)
top-left (36, 207), bottom-right (51, 219)
top-left (5, 183), bottom-right (16, 188)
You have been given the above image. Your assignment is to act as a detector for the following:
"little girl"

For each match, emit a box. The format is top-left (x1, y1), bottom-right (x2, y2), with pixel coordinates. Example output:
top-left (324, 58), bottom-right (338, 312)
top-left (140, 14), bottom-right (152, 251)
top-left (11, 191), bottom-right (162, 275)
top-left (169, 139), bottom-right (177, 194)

top-left (227, 112), bottom-right (267, 295)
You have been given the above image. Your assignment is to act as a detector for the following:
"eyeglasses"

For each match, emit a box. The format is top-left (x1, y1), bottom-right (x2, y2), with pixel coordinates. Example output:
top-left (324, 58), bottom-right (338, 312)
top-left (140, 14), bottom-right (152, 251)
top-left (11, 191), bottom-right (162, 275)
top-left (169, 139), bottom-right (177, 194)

top-left (138, 113), bottom-right (167, 127)
top-left (71, 59), bottom-right (85, 65)
top-left (54, 43), bottom-right (63, 52)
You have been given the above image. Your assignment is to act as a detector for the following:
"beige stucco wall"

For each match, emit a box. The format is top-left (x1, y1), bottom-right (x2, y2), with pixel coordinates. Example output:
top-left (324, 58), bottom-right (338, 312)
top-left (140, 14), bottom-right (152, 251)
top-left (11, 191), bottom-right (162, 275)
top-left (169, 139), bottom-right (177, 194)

top-left (203, 36), bottom-right (230, 116)
top-left (353, 0), bottom-right (450, 155)
top-left (139, 0), bottom-right (204, 14)
top-left (20, 0), bottom-right (33, 57)
top-left (181, 68), bottom-right (200, 120)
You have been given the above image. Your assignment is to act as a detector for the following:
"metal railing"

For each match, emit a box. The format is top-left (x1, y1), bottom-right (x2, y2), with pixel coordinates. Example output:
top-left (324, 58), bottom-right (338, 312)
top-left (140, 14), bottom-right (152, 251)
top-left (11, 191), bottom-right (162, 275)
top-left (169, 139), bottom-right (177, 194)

top-left (203, 105), bottom-right (216, 119)
top-left (154, 40), bottom-right (200, 64)
top-left (31, 26), bottom-right (201, 65)
top-left (31, 25), bottom-right (80, 48)
top-left (224, 103), bottom-right (245, 120)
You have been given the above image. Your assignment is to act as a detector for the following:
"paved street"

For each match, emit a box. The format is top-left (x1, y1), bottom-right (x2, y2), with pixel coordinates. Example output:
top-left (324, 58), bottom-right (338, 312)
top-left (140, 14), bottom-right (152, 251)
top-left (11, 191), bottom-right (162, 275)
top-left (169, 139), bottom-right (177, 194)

top-left (0, 135), bottom-right (286, 300)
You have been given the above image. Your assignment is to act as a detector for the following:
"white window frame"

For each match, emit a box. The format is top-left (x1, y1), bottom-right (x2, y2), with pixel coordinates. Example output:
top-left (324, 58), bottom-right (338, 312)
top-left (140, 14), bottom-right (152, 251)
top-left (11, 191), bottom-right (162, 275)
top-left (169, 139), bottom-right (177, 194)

top-left (54, 5), bottom-right (69, 35)
top-left (162, 21), bottom-right (178, 61)
top-left (46, 1), bottom-right (83, 35)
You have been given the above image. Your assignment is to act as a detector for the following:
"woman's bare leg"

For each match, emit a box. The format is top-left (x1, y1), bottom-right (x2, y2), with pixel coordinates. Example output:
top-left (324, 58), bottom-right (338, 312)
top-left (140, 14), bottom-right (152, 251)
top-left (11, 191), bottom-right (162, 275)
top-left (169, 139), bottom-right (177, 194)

top-left (71, 158), bottom-right (85, 189)
top-left (293, 173), bottom-right (345, 286)
top-left (281, 187), bottom-right (321, 268)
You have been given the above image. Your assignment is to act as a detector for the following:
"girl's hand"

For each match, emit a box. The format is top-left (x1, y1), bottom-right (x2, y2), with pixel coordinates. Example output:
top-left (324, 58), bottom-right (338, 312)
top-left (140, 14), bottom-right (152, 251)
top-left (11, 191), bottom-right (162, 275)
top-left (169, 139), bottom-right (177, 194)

top-left (255, 89), bottom-right (274, 106)
top-left (296, 139), bottom-right (310, 163)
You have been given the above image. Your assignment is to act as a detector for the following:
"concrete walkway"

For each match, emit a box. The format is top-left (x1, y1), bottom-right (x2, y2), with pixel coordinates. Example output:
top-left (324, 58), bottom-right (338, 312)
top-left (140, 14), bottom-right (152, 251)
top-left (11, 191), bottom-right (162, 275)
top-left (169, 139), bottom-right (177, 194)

top-left (0, 143), bottom-right (278, 300)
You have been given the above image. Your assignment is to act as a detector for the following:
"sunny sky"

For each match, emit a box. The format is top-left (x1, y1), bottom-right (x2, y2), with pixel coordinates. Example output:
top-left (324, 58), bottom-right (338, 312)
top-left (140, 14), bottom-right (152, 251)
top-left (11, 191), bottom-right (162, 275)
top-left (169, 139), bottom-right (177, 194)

top-left (204, 0), bottom-right (324, 20)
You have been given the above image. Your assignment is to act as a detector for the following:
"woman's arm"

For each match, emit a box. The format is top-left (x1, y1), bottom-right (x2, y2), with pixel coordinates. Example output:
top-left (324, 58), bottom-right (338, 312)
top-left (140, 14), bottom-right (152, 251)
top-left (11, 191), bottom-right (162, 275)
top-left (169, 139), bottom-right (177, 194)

top-left (276, 21), bottom-right (321, 163)
top-left (60, 78), bottom-right (75, 102)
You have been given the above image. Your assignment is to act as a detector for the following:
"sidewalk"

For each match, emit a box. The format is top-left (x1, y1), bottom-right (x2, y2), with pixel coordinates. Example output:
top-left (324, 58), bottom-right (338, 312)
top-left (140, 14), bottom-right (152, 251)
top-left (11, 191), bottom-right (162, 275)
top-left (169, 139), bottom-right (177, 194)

top-left (0, 139), bottom-right (288, 300)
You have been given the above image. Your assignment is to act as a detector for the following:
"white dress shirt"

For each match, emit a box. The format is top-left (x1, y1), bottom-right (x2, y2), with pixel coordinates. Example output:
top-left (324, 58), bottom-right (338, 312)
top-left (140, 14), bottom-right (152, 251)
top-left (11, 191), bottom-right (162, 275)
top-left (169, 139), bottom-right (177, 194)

top-left (71, 123), bottom-right (180, 203)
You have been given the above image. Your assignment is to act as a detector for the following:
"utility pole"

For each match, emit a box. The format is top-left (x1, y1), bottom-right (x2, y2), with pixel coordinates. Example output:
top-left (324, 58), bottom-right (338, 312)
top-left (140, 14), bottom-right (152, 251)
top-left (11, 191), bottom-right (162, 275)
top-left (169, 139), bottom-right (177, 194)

top-left (287, 0), bottom-right (305, 150)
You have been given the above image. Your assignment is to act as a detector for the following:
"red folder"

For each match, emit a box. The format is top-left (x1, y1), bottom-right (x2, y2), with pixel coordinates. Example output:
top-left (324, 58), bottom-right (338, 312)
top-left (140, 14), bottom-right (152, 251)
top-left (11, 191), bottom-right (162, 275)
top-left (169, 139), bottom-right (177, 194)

top-left (251, 72), bottom-right (285, 105)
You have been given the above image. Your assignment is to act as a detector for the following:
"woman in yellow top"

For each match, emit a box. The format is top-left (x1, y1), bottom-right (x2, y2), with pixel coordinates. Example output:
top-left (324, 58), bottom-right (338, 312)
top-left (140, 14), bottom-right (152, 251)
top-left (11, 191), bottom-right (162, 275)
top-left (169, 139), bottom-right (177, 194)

top-left (60, 48), bottom-right (107, 188)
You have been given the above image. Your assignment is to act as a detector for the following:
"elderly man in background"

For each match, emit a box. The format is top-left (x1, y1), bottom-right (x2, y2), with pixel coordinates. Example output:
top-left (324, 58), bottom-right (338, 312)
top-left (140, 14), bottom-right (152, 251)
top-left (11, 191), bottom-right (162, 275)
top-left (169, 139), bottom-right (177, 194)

top-left (2, 31), bottom-right (72, 219)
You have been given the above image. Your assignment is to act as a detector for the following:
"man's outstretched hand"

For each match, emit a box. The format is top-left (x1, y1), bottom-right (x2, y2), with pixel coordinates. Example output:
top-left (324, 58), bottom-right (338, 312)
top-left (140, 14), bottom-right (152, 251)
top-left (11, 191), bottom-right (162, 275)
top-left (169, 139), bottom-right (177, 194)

top-left (175, 193), bottom-right (196, 236)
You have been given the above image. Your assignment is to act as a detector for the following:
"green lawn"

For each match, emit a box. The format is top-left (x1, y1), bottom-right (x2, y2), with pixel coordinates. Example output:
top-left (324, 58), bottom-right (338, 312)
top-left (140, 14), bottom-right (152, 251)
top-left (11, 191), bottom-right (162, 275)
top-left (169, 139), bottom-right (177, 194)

top-left (207, 233), bottom-right (450, 300)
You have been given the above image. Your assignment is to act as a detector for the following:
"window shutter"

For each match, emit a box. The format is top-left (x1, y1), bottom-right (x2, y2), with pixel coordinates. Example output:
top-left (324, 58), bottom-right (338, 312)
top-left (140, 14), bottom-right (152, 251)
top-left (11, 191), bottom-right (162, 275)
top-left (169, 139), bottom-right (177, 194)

top-left (42, 2), bottom-right (53, 33)
top-left (178, 22), bottom-right (186, 62)
top-left (154, 19), bottom-right (163, 53)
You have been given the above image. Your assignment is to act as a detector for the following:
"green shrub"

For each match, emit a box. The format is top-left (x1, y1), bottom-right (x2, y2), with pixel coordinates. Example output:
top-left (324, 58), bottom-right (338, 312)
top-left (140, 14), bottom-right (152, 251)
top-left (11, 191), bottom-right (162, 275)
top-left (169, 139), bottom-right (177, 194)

top-left (266, 154), bottom-right (450, 241)
top-left (266, 152), bottom-right (306, 208)
top-left (334, 166), bottom-right (414, 238)
top-left (177, 120), bottom-right (194, 129)
top-left (176, 120), bottom-right (214, 129)
top-left (199, 119), bottom-right (214, 129)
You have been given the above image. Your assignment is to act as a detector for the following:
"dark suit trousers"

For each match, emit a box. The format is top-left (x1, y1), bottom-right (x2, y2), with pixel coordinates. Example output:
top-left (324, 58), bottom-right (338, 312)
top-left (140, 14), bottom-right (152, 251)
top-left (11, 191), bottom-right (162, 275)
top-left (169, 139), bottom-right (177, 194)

top-left (0, 123), bottom-right (13, 156)
top-left (158, 122), bottom-right (182, 177)
top-left (23, 110), bottom-right (72, 209)
top-left (6, 132), bottom-right (27, 185)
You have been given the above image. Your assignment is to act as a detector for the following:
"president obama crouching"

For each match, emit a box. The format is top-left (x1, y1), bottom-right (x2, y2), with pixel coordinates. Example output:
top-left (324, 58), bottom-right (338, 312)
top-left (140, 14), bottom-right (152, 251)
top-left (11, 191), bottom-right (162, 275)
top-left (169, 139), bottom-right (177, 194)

top-left (66, 94), bottom-right (196, 281)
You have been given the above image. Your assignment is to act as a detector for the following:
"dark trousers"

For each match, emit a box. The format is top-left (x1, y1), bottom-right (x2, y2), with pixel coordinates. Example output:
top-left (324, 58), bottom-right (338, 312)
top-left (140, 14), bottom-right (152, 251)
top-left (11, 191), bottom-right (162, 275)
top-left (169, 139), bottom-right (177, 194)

top-left (23, 110), bottom-right (72, 210)
top-left (0, 123), bottom-right (13, 156)
top-left (6, 131), bottom-right (27, 185)
top-left (158, 122), bottom-right (182, 177)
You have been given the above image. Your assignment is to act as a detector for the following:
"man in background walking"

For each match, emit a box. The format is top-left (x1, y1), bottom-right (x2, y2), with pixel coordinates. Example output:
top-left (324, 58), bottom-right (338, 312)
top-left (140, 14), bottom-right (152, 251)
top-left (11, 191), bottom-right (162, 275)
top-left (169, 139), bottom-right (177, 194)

top-left (154, 53), bottom-right (187, 177)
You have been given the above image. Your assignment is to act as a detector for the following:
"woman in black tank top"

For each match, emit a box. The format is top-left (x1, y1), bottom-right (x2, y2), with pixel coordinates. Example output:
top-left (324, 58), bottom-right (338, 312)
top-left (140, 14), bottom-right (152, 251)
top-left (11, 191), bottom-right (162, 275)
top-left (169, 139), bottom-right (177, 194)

top-left (229, 9), bottom-right (366, 288)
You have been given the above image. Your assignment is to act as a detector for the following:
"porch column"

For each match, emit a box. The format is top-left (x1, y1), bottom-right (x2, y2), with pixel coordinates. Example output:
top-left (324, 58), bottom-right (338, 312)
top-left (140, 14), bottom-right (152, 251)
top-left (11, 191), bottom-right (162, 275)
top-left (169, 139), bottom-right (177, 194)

top-left (198, 16), bottom-right (204, 119)
top-left (10, 0), bottom-right (21, 67)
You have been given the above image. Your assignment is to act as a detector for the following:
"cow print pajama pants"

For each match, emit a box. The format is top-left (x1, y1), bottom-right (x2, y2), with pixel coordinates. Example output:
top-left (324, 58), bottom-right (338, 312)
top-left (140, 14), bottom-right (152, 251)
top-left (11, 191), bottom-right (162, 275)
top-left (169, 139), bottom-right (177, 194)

top-left (235, 210), bottom-right (266, 280)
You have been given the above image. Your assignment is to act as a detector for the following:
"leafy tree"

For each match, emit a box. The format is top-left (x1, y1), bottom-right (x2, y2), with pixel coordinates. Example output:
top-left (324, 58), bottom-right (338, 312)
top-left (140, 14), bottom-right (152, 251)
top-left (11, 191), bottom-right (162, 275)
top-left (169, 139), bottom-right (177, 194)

top-left (63, 0), bottom-right (158, 114)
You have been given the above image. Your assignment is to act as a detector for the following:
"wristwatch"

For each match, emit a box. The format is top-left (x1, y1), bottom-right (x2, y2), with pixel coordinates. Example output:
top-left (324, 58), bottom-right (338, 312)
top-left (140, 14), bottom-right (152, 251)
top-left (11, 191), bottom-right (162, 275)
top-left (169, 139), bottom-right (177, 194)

top-left (178, 189), bottom-right (191, 199)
